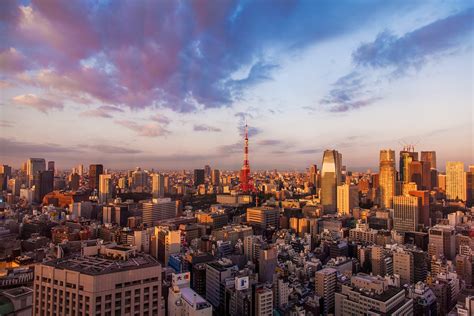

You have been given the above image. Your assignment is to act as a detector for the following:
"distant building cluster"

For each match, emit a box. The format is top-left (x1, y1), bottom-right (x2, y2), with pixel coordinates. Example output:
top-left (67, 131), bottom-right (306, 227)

top-left (0, 143), bottom-right (474, 316)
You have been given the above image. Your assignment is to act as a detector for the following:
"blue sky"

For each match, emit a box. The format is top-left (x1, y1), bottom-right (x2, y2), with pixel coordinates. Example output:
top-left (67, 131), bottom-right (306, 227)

top-left (0, 0), bottom-right (473, 170)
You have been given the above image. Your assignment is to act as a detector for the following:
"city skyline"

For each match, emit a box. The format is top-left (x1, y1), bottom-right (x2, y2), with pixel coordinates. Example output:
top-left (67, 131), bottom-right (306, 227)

top-left (1, 1), bottom-right (473, 170)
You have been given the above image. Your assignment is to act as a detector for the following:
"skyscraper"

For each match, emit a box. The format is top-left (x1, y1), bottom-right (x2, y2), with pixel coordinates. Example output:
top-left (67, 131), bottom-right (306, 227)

top-left (420, 151), bottom-right (437, 170)
top-left (27, 158), bottom-right (46, 187)
top-left (379, 149), bottom-right (396, 209)
top-left (152, 173), bottom-right (165, 198)
top-left (446, 161), bottom-right (466, 201)
top-left (321, 150), bottom-right (342, 213)
top-left (89, 164), bottom-right (103, 191)
top-left (393, 195), bottom-right (420, 232)
top-left (193, 169), bottom-right (205, 187)
top-left (47, 161), bottom-right (55, 174)
top-left (467, 166), bottom-right (474, 207)
top-left (309, 164), bottom-right (318, 188)
top-left (33, 170), bottom-right (53, 203)
top-left (142, 198), bottom-right (177, 227)
top-left (408, 161), bottom-right (423, 188)
top-left (98, 174), bottom-right (113, 203)
top-left (399, 149), bottom-right (418, 183)
top-left (211, 169), bottom-right (220, 186)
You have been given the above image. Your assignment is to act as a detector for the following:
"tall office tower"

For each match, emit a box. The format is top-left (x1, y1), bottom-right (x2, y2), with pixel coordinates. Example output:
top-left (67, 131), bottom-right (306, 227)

top-left (206, 260), bottom-right (237, 314)
top-left (164, 175), bottom-right (170, 194)
top-left (69, 173), bottom-right (80, 190)
top-left (204, 165), bottom-right (211, 178)
top-left (77, 164), bottom-right (84, 176)
top-left (151, 227), bottom-right (181, 265)
top-left (438, 174), bottom-right (447, 191)
top-left (131, 168), bottom-right (149, 192)
top-left (309, 164), bottom-right (318, 188)
top-left (151, 173), bottom-right (165, 198)
top-left (211, 169), bottom-right (220, 186)
top-left (0, 164), bottom-right (11, 190)
top-left (421, 161), bottom-right (432, 190)
top-left (27, 158), bottom-right (46, 187)
top-left (321, 149), bottom-right (342, 213)
top-left (47, 160), bottom-right (55, 173)
top-left (88, 164), bottom-right (103, 191)
top-left (33, 170), bottom-right (53, 203)
top-left (33, 249), bottom-right (162, 316)
top-left (431, 169), bottom-right (439, 188)
top-left (193, 169), bottom-right (205, 187)
top-left (393, 249), bottom-right (414, 285)
top-left (402, 182), bottom-right (418, 196)
top-left (258, 246), bottom-right (277, 283)
top-left (409, 190), bottom-right (430, 228)
top-left (168, 272), bottom-right (212, 316)
top-left (421, 151), bottom-right (437, 170)
top-left (408, 161), bottom-right (423, 188)
top-left (336, 184), bottom-right (358, 216)
top-left (446, 161), bottom-right (466, 201)
top-left (315, 268), bottom-right (337, 315)
top-left (141, 198), bottom-right (177, 227)
top-left (399, 149), bottom-right (418, 183)
top-left (98, 174), bottom-right (113, 203)
top-left (428, 225), bottom-right (456, 260)
top-left (467, 166), bottom-right (474, 206)
top-left (393, 195), bottom-right (420, 232)
top-left (246, 206), bottom-right (279, 229)
top-left (255, 286), bottom-right (273, 316)
top-left (379, 149), bottom-right (396, 209)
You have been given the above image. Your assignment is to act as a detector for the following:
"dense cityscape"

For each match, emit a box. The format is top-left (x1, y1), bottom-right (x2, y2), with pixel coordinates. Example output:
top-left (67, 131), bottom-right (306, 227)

top-left (0, 123), bottom-right (473, 315)
top-left (1, 1), bottom-right (473, 316)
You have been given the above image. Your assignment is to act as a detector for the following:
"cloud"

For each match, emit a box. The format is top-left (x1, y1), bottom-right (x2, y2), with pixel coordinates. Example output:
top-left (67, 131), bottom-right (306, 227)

top-left (353, 8), bottom-right (474, 74)
top-left (80, 105), bottom-right (123, 118)
top-left (234, 112), bottom-right (262, 137)
top-left (193, 124), bottom-right (222, 132)
top-left (84, 144), bottom-right (142, 154)
top-left (320, 72), bottom-right (381, 112)
top-left (0, 138), bottom-right (79, 155)
top-left (115, 120), bottom-right (169, 137)
top-left (150, 114), bottom-right (171, 125)
top-left (11, 94), bottom-right (63, 113)
top-left (320, 7), bottom-right (474, 113)
top-left (217, 142), bottom-right (242, 154)
top-left (258, 139), bottom-right (283, 146)
top-left (1, 1), bottom-right (413, 113)
top-left (0, 120), bottom-right (14, 128)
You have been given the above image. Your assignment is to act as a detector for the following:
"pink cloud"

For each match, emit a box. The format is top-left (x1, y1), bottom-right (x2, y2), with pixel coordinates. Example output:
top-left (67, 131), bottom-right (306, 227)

top-left (12, 94), bottom-right (63, 113)
top-left (115, 120), bottom-right (169, 137)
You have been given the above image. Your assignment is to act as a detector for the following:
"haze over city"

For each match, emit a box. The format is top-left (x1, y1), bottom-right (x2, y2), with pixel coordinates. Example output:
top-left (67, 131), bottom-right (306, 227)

top-left (1, 0), bottom-right (473, 170)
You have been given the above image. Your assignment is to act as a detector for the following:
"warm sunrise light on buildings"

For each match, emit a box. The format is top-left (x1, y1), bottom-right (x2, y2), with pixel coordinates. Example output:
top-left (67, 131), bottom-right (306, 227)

top-left (0, 1), bottom-right (473, 316)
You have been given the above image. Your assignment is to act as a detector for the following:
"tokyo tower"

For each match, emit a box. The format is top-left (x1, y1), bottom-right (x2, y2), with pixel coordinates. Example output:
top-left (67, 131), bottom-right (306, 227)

top-left (240, 124), bottom-right (255, 192)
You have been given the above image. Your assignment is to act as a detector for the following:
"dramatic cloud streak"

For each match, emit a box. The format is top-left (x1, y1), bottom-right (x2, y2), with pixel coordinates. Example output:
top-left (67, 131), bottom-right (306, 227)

top-left (12, 94), bottom-right (63, 113)
top-left (321, 7), bottom-right (474, 112)
top-left (1, 0), bottom-right (411, 113)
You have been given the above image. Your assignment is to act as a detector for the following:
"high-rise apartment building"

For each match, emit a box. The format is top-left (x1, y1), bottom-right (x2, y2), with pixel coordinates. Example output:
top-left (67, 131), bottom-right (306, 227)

top-left (336, 184), bottom-right (358, 216)
top-left (254, 286), bottom-right (273, 316)
top-left (88, 164), bottom-right (103, 191)
top-left (33, 248), bottom-right (162, 316)
top-left (315, 267), bottom-right (337, 315)
top-left (321, 150), bottom-right (342, 213)
top-left (142, 198), bottom-right (177, 227)
top-left (27, 158), bottom-right (46, 187)
top-left (393, 195), bottom-right (420, 232)
top-left (379, 149), bottom-right (396, 209)
top-left (446, 161), bottom-right (466, 201)
top-left (152, 173), bottom-right (165, 198)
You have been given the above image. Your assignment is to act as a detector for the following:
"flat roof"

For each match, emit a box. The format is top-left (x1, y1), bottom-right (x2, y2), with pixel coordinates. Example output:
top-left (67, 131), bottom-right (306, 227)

top-left (44, 254), bottom-right (160, 275)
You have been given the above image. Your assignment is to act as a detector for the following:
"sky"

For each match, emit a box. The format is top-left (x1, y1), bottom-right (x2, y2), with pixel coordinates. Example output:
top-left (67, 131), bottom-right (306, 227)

top-left (0, 0), bottom-right (473, 171)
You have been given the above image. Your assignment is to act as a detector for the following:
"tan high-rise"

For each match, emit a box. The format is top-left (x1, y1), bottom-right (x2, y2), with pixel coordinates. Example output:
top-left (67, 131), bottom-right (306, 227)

top-left (379, 149), bottom-right (396, 209)
top-left (446, 162), bottom-right (466, 201)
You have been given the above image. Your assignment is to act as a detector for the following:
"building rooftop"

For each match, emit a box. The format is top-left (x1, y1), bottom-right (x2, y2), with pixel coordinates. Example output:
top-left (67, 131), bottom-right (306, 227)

top-left (44, 254), bottom-right (160, 275)
top-left (180, 287), bottom-right (211, 310)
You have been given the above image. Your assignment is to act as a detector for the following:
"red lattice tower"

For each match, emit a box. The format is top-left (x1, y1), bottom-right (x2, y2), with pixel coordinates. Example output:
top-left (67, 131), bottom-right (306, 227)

top-left (240, 124), bottom-right (255, 192)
